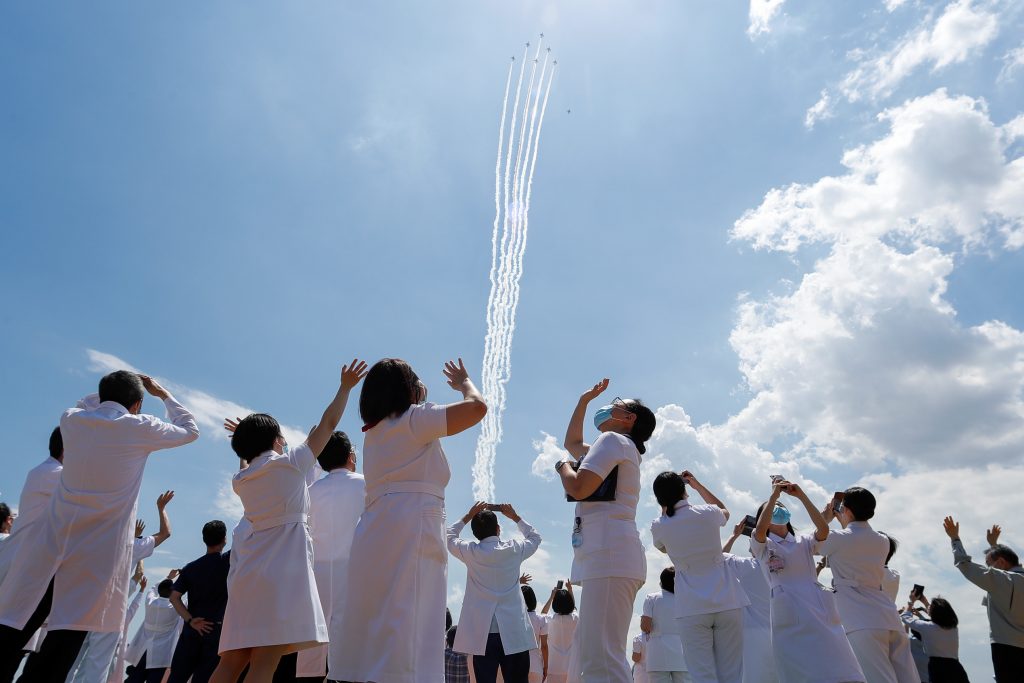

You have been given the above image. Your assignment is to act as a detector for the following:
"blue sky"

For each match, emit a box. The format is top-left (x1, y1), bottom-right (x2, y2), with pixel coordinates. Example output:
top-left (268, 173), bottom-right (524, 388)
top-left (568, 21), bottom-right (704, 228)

top-left (2, 2), bottom-right (1023, 678)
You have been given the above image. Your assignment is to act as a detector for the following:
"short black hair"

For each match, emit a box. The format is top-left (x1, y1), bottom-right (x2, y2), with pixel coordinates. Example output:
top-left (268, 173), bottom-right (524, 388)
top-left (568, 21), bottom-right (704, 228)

top-left (552, 588), bottom-right (575, 615)
top-left (202, 520), bottom-right (227, 547)
top-left (359, 359), bottom-right (420, 426)
top-left (48, 427), bottom-right (63, 461)
top-left (231, 413), bottom-right (280, 463)
top-left (0, 503), bottom-right (11, 529)
top-left (879, 532), bottom-right (898, 564)
top-left (756, 500), bottom-right (795, 537)
top-left (842, 487), bottom-right (876, 521)
top-left (521, 585), bottom-right (537, 612)
top-left (157, 579), bottom-right (174, 598)
top-left (986, 544), bottom-right (1019, 567)
top-left (653, 472), bottom-right (686, 517)
top-left (98, 370), bottom-right (144, 410)
top-left (660, 566), bottom-right (675, 594)
top-left (446, 607), bottom-right (452, 632)
top-left (471, 510), bottom-right (499, 541)
top-left (619, 399), bottom-right (656, 455)
top-left (317, 431), bottom-right (353, 471)
top-left (929, 597), bottom-right (959, 629)
top-left (446, 624), bottom-right (457, 649)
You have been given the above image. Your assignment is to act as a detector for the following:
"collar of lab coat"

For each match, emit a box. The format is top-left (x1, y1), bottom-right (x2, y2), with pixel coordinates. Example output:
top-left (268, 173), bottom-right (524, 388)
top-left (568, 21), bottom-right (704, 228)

top-left (99, 400), bottom-right (131, 416)
top-left (480, 535), bottom-right (500, 545)
top-left (673, 499), bottom-right (691, 510)
top-left (848, 521), bottom-right (872, 530)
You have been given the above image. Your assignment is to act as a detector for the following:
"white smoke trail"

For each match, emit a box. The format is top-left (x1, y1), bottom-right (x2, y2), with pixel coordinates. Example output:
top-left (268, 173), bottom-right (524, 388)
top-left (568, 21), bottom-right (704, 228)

top-left (473, 40), bottom-right (557, 501)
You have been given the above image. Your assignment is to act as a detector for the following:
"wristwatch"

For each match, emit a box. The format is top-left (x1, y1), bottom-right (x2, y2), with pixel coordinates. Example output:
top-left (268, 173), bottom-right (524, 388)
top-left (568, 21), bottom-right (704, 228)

top-left (554, 460), bottom-right (566, 474)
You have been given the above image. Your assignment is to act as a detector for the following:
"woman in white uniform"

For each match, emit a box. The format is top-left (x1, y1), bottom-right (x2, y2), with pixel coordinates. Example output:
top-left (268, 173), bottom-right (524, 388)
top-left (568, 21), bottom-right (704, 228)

top-left (210, 359), bottom-right (367, 683)
top-left (541, 584), bottom-right (579, 683)
top-left (631, 634), bottom-right (649, 683)
top-left (332, 358), bottom-right (487, 682)
top-left (125, 577), bottom-right (182, 683)
top-left (521, 584), bottom-right (548, 683)
top-left (641, 567), bottom-right (690, 683)
top-left (722, 522), bottom-right (778, 683)
top-left (749, 480), bottom-right (864, 683)
top-left (554, 380), bottom-right (655, 683)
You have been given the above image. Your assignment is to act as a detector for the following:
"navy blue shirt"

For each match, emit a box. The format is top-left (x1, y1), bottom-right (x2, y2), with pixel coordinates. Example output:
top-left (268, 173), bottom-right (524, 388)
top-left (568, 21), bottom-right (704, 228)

top-left (171, 550), bottom-right (230, 621)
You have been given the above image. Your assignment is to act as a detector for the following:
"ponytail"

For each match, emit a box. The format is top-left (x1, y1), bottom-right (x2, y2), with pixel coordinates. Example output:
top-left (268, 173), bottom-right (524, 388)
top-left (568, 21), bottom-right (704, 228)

top-left (653, 471), bottom-right (686, 517)
top-left (622, 399), bottom-right (656, 455)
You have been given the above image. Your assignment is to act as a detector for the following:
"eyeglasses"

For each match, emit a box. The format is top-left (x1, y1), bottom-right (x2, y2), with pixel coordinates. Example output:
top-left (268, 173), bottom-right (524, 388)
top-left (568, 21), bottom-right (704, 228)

top-left (611, 397), bottom-right (633, 413)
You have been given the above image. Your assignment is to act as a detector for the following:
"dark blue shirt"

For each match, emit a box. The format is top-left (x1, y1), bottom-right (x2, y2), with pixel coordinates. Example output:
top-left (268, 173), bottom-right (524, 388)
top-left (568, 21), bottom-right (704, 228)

top-left (171, 550), bottom-right (230, 621)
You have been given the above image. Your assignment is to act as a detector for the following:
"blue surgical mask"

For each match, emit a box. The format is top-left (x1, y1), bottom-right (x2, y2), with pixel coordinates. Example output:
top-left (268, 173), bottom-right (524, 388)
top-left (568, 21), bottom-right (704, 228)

top-left (771, 504), bottom-right (791, 526)
top-left (593, 406), bottom-right (615, 430)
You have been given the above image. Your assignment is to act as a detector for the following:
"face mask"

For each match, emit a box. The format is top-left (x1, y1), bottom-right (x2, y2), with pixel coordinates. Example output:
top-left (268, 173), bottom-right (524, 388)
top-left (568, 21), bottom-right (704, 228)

top-left (593, 406), bottom-right (615, 430)
top-left (771, 504), bottom-right (791, 526)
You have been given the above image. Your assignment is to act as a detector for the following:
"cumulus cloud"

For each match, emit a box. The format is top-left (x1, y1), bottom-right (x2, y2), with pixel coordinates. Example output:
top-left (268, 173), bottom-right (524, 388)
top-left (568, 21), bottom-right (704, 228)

top-left (740, 90), bottom-right (1024, 252)
top-left (530, 432), bottom-right (569, 481)
top-left (747, 0), bottom-right (786, 37)
top-left (998, 43), bottom-right (1024, 83)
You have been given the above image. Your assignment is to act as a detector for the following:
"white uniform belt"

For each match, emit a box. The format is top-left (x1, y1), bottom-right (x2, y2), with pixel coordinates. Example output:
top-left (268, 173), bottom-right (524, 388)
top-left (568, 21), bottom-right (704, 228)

top-left (675, 553), bottom-right (725, 572)
top-left (833, 577), bottom-right (882, 591)
top-left (248, 512), bottom-right (308, 532)
top-left (366, 481), bottom-right (444, 506)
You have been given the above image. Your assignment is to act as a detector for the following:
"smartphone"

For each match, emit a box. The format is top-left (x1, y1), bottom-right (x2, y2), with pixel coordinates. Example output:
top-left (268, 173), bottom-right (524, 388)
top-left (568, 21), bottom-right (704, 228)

top-left (485, 503), bottom-right (500, 511)
top-left (832, 491), bottom-right (845, 513)
top-left (770, 474), bottom-right (785, 484)
top-left (912, 584), bottom-right (924, 598)
top-left (741, 514), bottom-right (757, 537)
top-left (556, 580), bottom-right (564, 590)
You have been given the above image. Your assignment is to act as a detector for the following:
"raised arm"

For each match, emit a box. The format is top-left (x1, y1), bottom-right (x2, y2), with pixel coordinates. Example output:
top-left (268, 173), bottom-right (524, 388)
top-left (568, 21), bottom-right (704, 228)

top-left (753, 483), bottom-right (784, 543)
top-left (308, 360), bottom-right (368, 456)
top-left (562, 379), bottom-right (608, 459)
top-left (498, 504), bottom-right (542, 558)
top-left (152, 491), bottom-right (174, 548)
top-left (139, 376), bottom-right (201, 448)
top-left (723, 519), bottom-right (745, 553)
top-left (785, 482), bottom-right (829, 542)
top-left (683, 470), bottom-right (729, 519)
top-left (441, 359), bottom-right (487, 436)
top-left (447, 501), bottom-right (488, 559)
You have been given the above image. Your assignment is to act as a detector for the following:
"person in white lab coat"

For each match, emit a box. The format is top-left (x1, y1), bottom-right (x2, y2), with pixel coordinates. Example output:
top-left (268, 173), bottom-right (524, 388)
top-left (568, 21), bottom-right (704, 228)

top-left (519, 582), bottom-right (547, 683)
top-left (818, 487), bottom-right (918, 683)
top-left (210, 359), bottom-right (367, 683)
top-left (104, 563), bottom-right (149, 683)
top-left (640, 567), bottom-right (690, 683)
top-left (448, 501), bottom-right (542, 682)
top-left (750, 480), bottom-right (864, 683)
top-left (333, 358), bottom-right (488, 683)
top-left (879, 534), bottom-right (901, 605)
top-left (540, 584), bottom-right (578, 683)
top-left (554, 381), bottom-right (654, 683)
top-left (125, 575), bottom-right (183, 683)
top-left (722, 521), bottom-right (778, 683)
top-left (899, 595), bottom-right (969, 683)
top-left (0, 371), bottom-right (199, 683)
top-left (650, 471), bottom-right (748, 683)
top-left (301, 431), bottom-right (364, 680)
top-left (632, 634), bottom-right (649, 683)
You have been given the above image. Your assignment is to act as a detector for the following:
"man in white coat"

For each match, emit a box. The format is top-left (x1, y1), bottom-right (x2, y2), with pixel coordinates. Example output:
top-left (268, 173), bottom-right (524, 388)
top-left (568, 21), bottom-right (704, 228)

top-left (301, 431), bottom-right (365, 681)
top-left (448, 501), bottom-right (542, 683)
top-left (125, 574), bottom-right (182, 682)
top-left (817, 487), bottom-right (917, 683)
top-left (0, 370), bottom-right (199, 682)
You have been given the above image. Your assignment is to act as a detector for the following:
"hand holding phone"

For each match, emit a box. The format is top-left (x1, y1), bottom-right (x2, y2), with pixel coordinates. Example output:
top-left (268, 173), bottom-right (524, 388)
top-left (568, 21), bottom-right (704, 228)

top-left (911, 584), bottom-right (924, 600)
top-left (556, 580), bottom-right (564, 590)
top-left (740, 514), bottom-right (757, 537)
top-left (831, 491), bottom-right (845, 514)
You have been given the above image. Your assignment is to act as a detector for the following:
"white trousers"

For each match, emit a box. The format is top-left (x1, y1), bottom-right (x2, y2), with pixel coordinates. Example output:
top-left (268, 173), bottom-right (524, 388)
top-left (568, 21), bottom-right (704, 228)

top-left (741, 626), bottom-right (777, 683)
top-left (68, 630), bottom-right (119, 683)
top-left (574, 577), bottom-right (643, 683)
top-left (676, 608), bottom-right (744, 683)
top-left (648, 671), bottom-right (692, 683)
top-left (846, 629), bottom-right (919, 683)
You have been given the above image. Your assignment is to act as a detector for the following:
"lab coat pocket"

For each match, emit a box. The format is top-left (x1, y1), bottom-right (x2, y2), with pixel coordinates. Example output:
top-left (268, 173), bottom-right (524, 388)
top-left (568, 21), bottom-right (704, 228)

top-left (419, 500), bottom-right (447, 565)
top-left (574, 516), bottom-right (606, 555)
top-left (770, 586), bottom-right (800, 630)
top-left (819, 586), bottom-right (842, 626)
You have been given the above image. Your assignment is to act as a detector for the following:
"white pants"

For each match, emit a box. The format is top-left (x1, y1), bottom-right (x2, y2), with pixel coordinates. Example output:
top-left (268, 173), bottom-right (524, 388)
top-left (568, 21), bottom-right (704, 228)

top-left (68, 630), bottom-right (119, 683)
top-left (846, 629), bottom-right (919, 683)
top-left (648, 672), bottom-right (692, 683)
top-left (575, 577), bottom-right (643, 683)
top-left (742, 626), bottom-right (777, 683)
top-left (676, 608), bottom-right (744, 683)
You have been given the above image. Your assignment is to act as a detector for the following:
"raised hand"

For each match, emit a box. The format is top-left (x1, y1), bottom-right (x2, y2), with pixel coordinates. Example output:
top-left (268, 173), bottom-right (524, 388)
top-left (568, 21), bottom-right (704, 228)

top-left (443, 359), bottom-right (471, 390)
top-left (167, 568), bottom-right (180, 580)
top-left (223, 417), bottom-right (243, 434)
top-left (139, 576), bottom-right (148, 591)
top-left (135, 519), bottom-right (146, 537)
top-left (156, 491), bottom-right (175, 510)
top-left (580, 379), bottom-right (609, 403)
top-left (498, 503), bottom-right (521, 522)
top-left (139, 375), bottom-right (170, 400)
top-left (463, 500), bottom-right (489, 523)
top-left (732, 520), bottom-right (746, 537)
top-left (987, 524), bottom-right (1002, 547)
top-left (520, 573), bottom-right (532, 585)
top-left (943, 516), bottom-right (960, 540)
top-left (341, 359), bottom-right (369, 391)
top-left (782, 482), bottom-right (803, 497)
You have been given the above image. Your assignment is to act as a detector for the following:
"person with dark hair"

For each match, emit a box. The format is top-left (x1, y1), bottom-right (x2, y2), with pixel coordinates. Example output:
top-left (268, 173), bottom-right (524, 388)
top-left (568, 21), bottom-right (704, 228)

top-left (447, 502), bottom-right (541, 683)
top-left (879, 533), bottom-right (901, 604)
top-left (554, 379), bottom-right (653, 682)
top-left (445, 624), bottom-right (470, 683)
top-left (900, 592), bottom-right (969, 683)
top-left (520, 580), bottom-right (548, 683)
top-left (299, 431), bottom-right (364, 680)
top-left (942, 518), bottom-right (1024, 682)
top-left (210, 359), bottom-right (367, 683)
top-left (0, 371), bottom-right (198, 683)
top-left (166, 520), bottom-right (231, 683)
top-left (640, 566), bottom-right (689, 683)
top-left (125, 570), bottom-right (185, 683)
top-left (0, 506), bottom-right (11, 539)
top-left (751, 479), bottom-right (864, 683)
top-left (723, 520), bottom-right (777, 683)
top-left (333, 358), bottom-right (487, 682)
top-left (650, 471), bottom-right (746, 683)
top-left (817, 486), bottom-right (917, 683)
top-left (541, 582), bottom-right (578, 683)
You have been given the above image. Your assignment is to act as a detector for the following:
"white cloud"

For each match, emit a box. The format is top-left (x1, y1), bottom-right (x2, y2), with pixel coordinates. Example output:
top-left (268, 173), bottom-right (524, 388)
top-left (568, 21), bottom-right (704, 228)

top-left (530, 432), bottom-right (569, 481)
top-left (804, 89), bottom-right (835, 129)
top-left (741, 90), bottom-right (1024, 252)
top-left (213, 477), bottom-right (245, 524)
top-left (747, 0), bottom-right (786, 37)
top-left (998, 43), bottom-right (1024, 83)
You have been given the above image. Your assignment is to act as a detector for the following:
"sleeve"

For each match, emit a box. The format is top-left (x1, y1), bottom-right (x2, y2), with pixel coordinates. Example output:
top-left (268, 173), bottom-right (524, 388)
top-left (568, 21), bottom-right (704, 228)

top-left (408, 402), bottom-right (448, 443)
top-left (446, 521), bottom-right (470, 561)
top-left (75, 393), bottom-right (102, 410)
top-left (287, 441), bottom-right (316, 474)
top-left (951, 539), bottom-right (1011, 597)
top-left (815, 530), bottom-right (839, 556)
top-left (538, 616), bottom-right (548, 635)
top-left (132, 535), bottom-right (156, 563)
top-left (577, 433), bottom-right (624, 479)
top-left (632, 635), bottom-right (643, 654)
top-left (651, 519), bottom-right (667, 553)
top-left (642, 594), bottom-right (654, 617)
top-left (516, 519), bottom-right (542, 560)
top-left (139, 396), bottom-right (200, 451)
top-left (125, 589), bottom-right (145, 625)
top-left (710, 505), bottom-right (727, 527)
top-left (748, 536), bottom-right (767, 561)
top-left (171, 565), bottom-right (190, 596)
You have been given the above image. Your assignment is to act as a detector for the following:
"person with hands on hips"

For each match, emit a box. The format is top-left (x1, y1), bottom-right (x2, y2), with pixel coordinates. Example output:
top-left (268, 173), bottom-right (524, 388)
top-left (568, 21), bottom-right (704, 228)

top-left (554, 379), bottom-right (655, 683)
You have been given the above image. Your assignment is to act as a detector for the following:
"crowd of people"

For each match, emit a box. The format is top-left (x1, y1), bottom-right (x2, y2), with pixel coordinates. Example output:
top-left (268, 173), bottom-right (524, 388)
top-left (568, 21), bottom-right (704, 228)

top-left (0, 361), bottom-right (1021, 683)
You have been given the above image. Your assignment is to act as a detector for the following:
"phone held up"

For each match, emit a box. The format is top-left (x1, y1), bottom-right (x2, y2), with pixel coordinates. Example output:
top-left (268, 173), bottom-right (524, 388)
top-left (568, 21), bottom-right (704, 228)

top-left (831, 491), bottom-right (846, 514)
top-left (740, 514), bottom-right (758, 537)
top-left (556, 580), bottom-right (564, 591)
top-left (912, 584), bottom-right (925, 598)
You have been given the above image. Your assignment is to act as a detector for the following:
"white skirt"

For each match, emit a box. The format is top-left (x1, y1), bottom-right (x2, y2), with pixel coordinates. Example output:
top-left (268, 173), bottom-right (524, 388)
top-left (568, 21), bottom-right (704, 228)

top-left (330, 492), bottom-right (447, 683)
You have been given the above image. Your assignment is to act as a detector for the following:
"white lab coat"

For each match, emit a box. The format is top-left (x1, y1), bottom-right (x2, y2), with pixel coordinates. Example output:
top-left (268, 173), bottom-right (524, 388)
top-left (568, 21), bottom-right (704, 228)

top-left (724, 554), bottom-right (777, 683)
top-left (0, 394), bottom-right (198, 633)
top-left (816, 522), bottom-right (902, 634)
top-left (546, 612), bottom-right (579, 679)
top-left (447, 518), bottom-right (542, 656)
top-left (126, 589), bottom-right (181, 669)
top-left (750, 531), bottom-right (864, 683)
top-left (219, 442), bottom-right (328, 653)
top-left (0, 456), bottom-right (63, 585)
top-left (642, 590), bottom-right (688, 672)
top-left (296, 468), bottom-right (365, 678)
top-left (527, 611), bottom-right (547, 679)
top-left (106, 582), bottom-right (146, 683)
top-left (881, 567), bottom-right (900, 604)
top-left (632, 634), bottom-right (649, 683)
